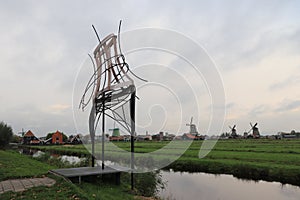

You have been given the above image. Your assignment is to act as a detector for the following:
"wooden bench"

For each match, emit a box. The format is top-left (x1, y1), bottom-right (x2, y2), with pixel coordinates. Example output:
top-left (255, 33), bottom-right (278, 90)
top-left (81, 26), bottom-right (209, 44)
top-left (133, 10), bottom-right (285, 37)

top-left (50, 165), bottom-right (130, 184)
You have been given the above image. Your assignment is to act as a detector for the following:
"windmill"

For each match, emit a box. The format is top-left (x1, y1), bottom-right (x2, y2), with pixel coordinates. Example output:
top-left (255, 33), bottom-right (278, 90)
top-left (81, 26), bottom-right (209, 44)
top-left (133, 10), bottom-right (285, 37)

top-left (247, 122), bottom-right (260, 138)
top-left (229, 125), bottom-right (237, 138)
top-left (186, 117), bottom-right (198, 136)
top-left (109, 128), bottom-right (120, 137)
top-left (109, 122), bottom-right (120, 137)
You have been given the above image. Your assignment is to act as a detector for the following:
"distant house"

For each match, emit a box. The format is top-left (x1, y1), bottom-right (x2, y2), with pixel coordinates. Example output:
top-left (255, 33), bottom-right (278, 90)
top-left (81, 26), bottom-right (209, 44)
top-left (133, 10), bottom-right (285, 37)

top-left (109, 135), bottom-right (124, 141)
top-left (280, 130), bottom-right (300, 139)
top-left (123, 135), bottom-right (131, 142)
top-left (182, 133), bottom-right (204, 140)
top-left (152, 132), bottom-right (164, 141)
top-left (95, 135), bottom-right (109, 142)
top-left (22, 130), bottom-right (40, 145)
top-left (68, 134), bottom-right (82, 144)
top-left (279, 132), bottom-right (297, 139)
top-left (163, 133), bottom-right (175, 141)
top-left (182, 133), bottom-right (196, 140)
top-left (52, 131), bottom-right (64, 144)
top-left (174, 135), bottom-right (183, 140)
top-left (136, 135), bottom-right (152, 141)
top-left (42, 137), bottom-right (52, 145)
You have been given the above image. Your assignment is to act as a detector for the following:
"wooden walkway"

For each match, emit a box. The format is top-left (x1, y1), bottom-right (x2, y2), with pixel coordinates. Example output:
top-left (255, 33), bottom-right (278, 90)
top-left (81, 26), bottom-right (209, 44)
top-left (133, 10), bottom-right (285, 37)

top-left (50, 166), bottom-right (130, 184)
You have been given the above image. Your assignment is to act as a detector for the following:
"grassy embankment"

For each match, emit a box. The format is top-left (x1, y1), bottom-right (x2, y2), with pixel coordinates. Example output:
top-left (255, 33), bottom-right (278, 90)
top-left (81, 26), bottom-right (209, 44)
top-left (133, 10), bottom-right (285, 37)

top-left (24, 139), bottom-right (300, 186)
top-left (0, 150), bottom-right (141, 200)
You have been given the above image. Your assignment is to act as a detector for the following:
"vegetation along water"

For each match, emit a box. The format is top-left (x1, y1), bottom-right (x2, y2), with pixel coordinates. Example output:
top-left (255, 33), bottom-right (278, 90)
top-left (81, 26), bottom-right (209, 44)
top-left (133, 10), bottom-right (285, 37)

top-left (21, 139), bottom-right (300, 187)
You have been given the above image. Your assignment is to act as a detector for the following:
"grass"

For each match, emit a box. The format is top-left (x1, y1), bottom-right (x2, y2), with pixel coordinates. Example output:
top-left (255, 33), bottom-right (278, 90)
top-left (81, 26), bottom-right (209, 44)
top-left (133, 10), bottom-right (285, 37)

top-left (0, 149), bottom-right (163, 199)
top-left (80, 182), bottom-right (134, 200)
top-left (0, 150), bottom-right (152, 200)
top-left (22, 139), bottom-right (300, 186)
top-left (0, 150), bottom-right (54, 181)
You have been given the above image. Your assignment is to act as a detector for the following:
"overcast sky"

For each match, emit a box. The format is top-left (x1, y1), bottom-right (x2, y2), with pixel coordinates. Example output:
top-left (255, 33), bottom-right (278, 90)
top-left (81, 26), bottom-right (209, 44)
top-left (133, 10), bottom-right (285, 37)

top-left (1, 1), bottom-right (300, 137)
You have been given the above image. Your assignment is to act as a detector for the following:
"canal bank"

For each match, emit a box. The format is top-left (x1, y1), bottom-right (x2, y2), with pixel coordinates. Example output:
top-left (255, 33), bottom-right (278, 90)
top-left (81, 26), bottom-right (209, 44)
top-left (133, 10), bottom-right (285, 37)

top-left (19, 140), bottom-right (300, 187)
top-left (17, 144), bottom-right (300, 199)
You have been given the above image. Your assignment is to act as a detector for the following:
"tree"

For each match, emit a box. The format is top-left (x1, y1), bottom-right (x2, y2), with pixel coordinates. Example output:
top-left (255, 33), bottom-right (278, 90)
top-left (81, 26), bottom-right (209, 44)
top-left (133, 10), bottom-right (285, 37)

top-left (61, 133), bottom-right (68, 142)
top-left (0, 121), bottom-right (13, 149)
top-left (46, 132), bottom-right (53, 140)
top-left (11, 134), bottom-right (21, 143)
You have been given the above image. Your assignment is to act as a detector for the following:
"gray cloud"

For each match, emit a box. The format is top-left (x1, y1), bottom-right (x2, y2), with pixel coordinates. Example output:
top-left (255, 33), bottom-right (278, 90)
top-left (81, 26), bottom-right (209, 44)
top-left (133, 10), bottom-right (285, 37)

top-left (226, 103), bottom-right (235, 109)
top-left (1, 1), bottom-right (300, 135)
top-left (249, 104), bottom-right (269, 117)
top-left (269, 75), bottom-right (300, 90)
top-left (275, 100), bottom-right (300, 112)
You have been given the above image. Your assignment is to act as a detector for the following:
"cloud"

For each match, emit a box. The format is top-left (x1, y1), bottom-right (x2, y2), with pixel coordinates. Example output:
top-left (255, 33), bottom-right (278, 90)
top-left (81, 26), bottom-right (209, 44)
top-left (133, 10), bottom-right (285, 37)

top-left (275, 99), bottom-right (300, 112)
top-left (249, 105), bottom-right (270, 116)
top-left (1, 1), bottom-right (300, 136)
top-left (47, 104), bottom-right (71, 113)
top-left (226, 102), bottom-right (235, 109)
top-left (269, 75), bottom-right (300, 90)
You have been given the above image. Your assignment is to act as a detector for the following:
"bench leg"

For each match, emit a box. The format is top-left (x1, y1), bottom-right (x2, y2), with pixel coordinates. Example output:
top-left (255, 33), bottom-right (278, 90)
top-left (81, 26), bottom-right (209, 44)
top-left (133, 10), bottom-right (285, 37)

top-left (115, 172), bottom-right (120, 185)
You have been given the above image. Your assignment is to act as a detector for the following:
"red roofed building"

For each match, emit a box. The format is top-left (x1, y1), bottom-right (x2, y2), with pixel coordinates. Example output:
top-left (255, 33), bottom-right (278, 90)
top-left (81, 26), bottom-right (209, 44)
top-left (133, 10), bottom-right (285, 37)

top-left (22, 130), bottom-right (40, 145)
top-left (52, 131), bottom-right (64, 144)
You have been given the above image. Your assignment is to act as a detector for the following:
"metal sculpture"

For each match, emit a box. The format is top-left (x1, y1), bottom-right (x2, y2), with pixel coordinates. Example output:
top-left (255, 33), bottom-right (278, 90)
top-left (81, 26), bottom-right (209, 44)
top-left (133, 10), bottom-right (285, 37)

top-left (79, 21), bottom-right (145, 189)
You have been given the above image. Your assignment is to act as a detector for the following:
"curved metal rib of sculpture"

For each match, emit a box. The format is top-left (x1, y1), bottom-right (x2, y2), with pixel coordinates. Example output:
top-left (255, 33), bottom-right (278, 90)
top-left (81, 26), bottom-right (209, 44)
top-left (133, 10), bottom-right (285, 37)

top-left (79, 21), bottom-right (144, 190)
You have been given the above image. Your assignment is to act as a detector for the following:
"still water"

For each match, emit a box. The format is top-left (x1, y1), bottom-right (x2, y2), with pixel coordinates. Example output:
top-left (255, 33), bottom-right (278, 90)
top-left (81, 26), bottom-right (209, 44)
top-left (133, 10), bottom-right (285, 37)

top-left (19, 148), bottom-right (87, 165)
top-left (159, 171), bottom-right (300, 200)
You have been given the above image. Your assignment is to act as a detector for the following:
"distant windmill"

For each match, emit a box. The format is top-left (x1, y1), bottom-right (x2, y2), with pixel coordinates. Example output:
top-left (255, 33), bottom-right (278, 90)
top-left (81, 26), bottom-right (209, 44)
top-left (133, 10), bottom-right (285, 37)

top-left (109, 128), bottom-right (120, 137)
top-left (248, 122), bottom-right (260, 138)
top-left (109, 122), bottom-right (120, 137)
top-left (229, 125), bottom-right (237, 138)
top-left (186, 117), bottom-right (198, 135)
top-left (18, 128), bottom-right (25, 137)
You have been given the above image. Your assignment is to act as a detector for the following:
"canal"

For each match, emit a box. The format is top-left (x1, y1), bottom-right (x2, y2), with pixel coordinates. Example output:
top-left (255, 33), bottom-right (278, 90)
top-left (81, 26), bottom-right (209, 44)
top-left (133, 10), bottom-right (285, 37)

top-left (159, 170), bottom-right (300, 200)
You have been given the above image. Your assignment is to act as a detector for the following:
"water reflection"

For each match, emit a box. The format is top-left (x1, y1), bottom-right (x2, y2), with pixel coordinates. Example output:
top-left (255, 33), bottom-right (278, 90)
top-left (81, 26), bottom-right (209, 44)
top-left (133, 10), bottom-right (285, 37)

top-left (19, 148), bottom-right (87, 165)
top-left (19, 148), bottom-right (38, 156)
top-left (160, 171), bottom-right (300, 200)
top-left (32, 150), bottom-right (45, 158)
top-left (96, 160), bottom-right (116, 166)
top-left (60, 155), bottom-right (86, 165)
